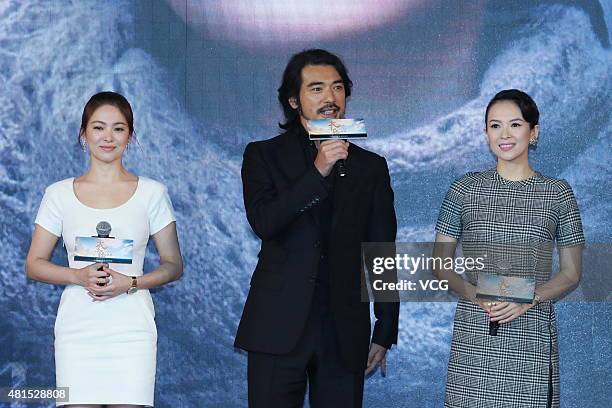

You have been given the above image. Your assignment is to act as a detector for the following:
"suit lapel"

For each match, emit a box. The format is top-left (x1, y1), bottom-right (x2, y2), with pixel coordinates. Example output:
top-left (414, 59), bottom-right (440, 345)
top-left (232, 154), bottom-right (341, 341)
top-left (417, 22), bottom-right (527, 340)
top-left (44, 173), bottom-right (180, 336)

top-left (331, 144), bottom-right (362, 232)
top-left (274, 128), bottom-right (321, 229)
top-left (274, 128), bottom-right (364, 232)
top-left (274, 129), bottom-right (307, 183)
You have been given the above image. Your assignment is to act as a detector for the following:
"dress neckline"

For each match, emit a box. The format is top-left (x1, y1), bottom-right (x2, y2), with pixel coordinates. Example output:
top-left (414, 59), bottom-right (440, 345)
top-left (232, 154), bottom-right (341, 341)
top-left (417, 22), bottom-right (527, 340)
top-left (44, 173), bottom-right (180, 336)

top-left (71, 177), bottom-right (141, 211)
top-left (491, 168), bottom-right (541, 187)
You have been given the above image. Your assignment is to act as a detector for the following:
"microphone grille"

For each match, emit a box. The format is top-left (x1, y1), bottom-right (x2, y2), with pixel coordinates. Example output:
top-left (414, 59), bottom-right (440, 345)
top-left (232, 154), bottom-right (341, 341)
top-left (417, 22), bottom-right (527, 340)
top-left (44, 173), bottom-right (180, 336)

top-left (96, 221), bottom-right (112, 237)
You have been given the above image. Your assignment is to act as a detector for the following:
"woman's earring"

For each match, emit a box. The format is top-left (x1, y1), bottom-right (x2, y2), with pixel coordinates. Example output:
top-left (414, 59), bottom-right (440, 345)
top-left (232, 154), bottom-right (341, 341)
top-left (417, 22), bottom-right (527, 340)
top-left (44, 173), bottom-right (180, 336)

top-left (529, 137), bottom-right (538, 146)
top-left (80, 137), bottom-right (88, 152)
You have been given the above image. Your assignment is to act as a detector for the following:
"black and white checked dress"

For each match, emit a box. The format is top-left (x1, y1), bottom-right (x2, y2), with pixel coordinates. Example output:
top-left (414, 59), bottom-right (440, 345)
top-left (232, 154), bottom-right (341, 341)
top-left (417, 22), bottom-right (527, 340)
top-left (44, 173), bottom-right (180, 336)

top-left (435, 169), bottom-right (585, 408)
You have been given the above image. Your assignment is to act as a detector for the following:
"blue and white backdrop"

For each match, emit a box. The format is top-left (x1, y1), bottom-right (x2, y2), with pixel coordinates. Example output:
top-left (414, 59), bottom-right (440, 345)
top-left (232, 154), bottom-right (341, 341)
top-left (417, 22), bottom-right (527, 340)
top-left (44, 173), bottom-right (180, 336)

top-left (0, 1), bottom-right (610, 407)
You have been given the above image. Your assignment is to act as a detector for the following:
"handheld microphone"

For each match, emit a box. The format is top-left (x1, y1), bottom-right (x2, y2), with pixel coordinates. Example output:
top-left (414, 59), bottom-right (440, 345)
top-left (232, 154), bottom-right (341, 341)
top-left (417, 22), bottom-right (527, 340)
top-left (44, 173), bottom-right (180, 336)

top-left (488, 259), bottom-right (512, 336)
top-left (337, 156), bottom-right (347, 177)
top-left (305, 119), bottom-right (368, 179)
top-left (95, 221), bottom-right (111, 276)
top-left (96, 221), bottom-right (112, 238)
top-left (74, 222), bottom-right (133, 267)
top-left (489, 321), bottom-right (499, 336)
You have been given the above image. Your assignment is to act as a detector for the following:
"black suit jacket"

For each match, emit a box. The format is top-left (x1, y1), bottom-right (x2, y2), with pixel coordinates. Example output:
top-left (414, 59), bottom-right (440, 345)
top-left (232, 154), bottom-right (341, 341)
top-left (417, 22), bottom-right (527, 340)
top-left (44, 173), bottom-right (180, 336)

top-left (234, 125), bottom-right (399, 372)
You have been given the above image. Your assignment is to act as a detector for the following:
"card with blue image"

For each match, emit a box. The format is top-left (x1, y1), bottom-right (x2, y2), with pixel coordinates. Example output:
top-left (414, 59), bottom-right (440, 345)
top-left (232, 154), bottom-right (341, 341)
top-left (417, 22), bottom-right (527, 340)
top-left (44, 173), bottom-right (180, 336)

top-left (74, 236), bottom-right (134, 264)
top-left (306, 119), bottom-right (367, 140)
top-left (476, 273), bottom-right (535, 304)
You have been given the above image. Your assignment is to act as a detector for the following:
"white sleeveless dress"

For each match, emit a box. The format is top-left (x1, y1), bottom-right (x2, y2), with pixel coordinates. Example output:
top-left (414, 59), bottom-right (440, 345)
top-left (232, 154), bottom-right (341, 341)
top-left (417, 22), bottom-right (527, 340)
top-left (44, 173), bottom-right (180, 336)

top-left (34, 176), bottom-right (175, 407)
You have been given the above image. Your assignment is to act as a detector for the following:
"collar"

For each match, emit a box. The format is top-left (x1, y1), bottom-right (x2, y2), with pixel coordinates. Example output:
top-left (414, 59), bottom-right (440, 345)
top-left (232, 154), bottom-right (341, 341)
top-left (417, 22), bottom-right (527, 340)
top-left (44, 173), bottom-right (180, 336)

top-left (488, 168), bottom-right (542, 188)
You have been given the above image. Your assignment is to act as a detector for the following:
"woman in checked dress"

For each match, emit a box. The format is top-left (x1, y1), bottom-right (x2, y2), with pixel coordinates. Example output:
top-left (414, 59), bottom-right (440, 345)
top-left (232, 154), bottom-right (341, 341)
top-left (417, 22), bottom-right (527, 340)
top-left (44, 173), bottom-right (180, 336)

top-left (25, 91), bottom-right (183, 407)
top-left (434, 89), bottom-right (584, 408)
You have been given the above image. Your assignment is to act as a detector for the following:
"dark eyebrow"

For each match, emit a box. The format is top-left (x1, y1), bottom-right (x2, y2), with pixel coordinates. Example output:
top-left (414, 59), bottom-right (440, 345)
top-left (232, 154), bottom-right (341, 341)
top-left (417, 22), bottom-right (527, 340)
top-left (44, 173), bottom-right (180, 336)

top-left (488, 118), bottom-right (524, 123)
top-left (305, 79), bottom-right (344, 87)
top-left (91, 121), bottom-right (127, 126)
top-left (306, 81), bottom-right (325, 87)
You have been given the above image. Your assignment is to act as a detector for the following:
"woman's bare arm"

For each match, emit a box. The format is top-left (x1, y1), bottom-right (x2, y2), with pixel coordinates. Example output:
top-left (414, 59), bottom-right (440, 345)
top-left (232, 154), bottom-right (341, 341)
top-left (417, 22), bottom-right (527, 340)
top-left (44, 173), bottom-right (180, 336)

top-left (136, 221), bottom-right (183, 290)
top-left (25, 225), bottom-right (108, 288)
top-left (26, 225), bottom-right (78, 285)
top-left (534, 245), bottom-right (582, 301)
top-left (432, 233), bottom-right (479, 302)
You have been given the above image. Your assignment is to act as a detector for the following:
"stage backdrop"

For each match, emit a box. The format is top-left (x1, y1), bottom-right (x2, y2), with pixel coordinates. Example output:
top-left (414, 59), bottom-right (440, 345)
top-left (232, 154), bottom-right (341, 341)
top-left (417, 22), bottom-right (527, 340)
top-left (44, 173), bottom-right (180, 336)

top-left (1, 0), bottom-right (610, 407)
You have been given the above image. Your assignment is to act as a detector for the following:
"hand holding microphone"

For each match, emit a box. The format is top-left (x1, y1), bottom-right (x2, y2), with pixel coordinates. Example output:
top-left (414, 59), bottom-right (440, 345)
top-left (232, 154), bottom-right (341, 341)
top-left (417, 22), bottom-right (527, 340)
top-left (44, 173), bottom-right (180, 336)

top-left (73, 221), bottom-right (135, 301)
top-left (307, 118), bottom-right (367, 177)
top-left (73, 262), bottom-right (109, 289)
top-left (313, 139), bottom-right (349, 177)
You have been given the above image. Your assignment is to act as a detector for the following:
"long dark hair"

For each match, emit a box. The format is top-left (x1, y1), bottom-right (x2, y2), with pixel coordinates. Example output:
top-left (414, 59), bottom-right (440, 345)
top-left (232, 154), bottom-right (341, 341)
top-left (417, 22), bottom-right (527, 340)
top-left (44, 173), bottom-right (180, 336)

top-left (278, 49), bottom-right (353, 129)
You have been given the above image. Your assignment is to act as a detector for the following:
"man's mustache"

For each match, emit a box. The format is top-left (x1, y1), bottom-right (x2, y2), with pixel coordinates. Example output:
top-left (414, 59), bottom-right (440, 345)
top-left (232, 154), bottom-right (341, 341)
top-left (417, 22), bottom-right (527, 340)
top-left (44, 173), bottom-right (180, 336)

top-left (317, 104), bottom-right (340, 114)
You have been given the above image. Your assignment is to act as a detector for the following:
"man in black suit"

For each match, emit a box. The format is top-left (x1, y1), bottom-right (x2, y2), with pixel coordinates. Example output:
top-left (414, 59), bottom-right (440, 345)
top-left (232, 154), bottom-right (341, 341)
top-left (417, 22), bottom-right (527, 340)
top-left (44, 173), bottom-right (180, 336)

top-left (235, 49), bottom-right (399, 408)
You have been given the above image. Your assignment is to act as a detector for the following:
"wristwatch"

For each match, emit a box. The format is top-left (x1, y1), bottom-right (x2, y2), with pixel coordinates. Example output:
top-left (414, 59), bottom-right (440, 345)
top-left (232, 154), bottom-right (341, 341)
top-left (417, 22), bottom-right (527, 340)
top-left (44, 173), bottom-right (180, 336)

top-left (533, 294), bottom-right (542, 306)
top-left (127, 276), bottom-right (138, 295)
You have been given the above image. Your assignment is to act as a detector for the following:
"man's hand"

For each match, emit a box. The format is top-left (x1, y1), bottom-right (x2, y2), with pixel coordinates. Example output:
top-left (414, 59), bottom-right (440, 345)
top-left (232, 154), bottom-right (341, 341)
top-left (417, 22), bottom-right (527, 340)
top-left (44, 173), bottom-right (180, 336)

top-left (314, 140), bottom-right (349, 177)
top-left (365, 343), bottom-right (388, 377)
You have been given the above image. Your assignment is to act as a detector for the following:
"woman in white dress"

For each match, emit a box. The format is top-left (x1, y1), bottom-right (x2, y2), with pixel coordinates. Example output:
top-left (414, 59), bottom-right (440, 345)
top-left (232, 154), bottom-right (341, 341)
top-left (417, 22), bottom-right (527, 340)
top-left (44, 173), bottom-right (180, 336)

top-left (25, 91), bottom-right (184, 407)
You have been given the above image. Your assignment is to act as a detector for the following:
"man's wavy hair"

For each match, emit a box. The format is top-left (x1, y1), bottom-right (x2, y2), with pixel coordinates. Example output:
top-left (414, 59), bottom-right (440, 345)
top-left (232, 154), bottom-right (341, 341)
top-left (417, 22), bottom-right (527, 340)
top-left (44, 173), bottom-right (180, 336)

top-left (278, 49), bottom-right (353, 130)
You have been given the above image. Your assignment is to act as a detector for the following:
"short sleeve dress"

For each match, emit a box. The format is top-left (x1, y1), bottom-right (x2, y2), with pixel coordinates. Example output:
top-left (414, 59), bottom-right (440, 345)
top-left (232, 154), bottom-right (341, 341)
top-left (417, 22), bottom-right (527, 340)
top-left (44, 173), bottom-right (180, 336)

top-left (34, 176), bottom-right (176, 407)
top-left (435, 169), bottom-right (585, 408)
